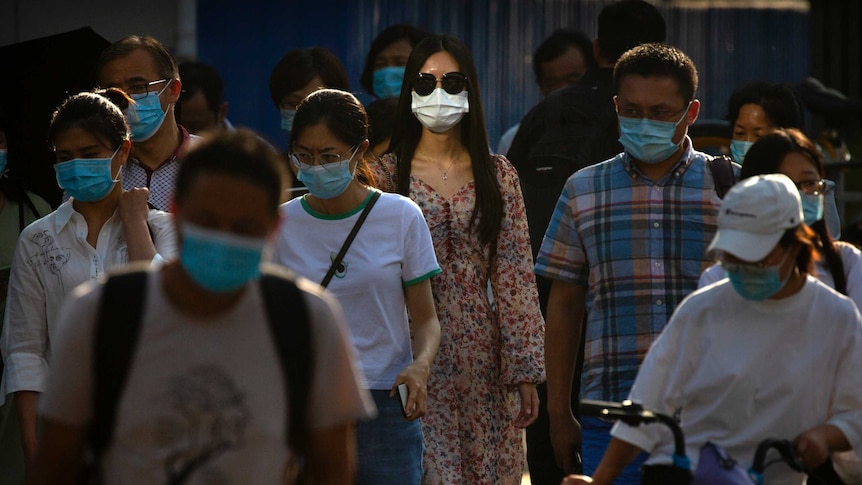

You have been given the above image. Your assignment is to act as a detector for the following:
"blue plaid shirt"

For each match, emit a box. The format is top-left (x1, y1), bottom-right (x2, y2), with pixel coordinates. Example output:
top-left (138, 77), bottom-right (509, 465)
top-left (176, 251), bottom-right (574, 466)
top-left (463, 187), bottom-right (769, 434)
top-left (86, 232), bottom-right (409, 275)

top-left (535, 139), bottom-right (732, 402)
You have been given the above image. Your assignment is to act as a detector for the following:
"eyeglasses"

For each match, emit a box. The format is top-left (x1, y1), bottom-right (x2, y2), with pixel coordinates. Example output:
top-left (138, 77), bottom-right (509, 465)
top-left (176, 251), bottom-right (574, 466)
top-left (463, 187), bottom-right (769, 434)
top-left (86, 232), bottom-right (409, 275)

top-left (290, 146), bottom-right (358, 169)
top-left (411, 72), bottom-right (468, 96)
top-left (617, 103), bottom-right (690, 122)
top-left (795, 179), bottom-right (826, 195)
top-left (125, 79), bottom-right (170, 98)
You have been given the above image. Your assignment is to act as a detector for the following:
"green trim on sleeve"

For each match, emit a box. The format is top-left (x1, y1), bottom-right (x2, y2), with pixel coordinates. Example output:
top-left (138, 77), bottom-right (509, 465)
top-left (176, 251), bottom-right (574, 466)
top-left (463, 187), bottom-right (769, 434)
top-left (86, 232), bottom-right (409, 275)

top-left (403, 267), bottom-right (442, 287)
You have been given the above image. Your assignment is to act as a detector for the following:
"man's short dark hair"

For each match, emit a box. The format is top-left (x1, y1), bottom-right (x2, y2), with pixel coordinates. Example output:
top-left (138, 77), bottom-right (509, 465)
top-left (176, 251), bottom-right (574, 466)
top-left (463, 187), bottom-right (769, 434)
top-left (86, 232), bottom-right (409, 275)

top-left (597, 0), bottom-right (666, 62)
top-left (178, 61), bottom-right (225, 114)
top-left (175, 129), bottom-right (285, 215)
top-left (532, 29), bottom-right (596, 82)
top-left (97, 35), bottom-right (179, 82)
top-left (614, 43), bottom-right (698, 102)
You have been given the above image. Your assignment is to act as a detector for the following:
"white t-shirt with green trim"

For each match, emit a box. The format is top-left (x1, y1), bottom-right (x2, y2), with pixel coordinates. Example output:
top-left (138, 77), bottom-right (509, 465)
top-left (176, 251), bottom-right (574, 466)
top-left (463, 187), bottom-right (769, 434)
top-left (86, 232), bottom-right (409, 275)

top-left (274, 190), bottom-right (441, 389)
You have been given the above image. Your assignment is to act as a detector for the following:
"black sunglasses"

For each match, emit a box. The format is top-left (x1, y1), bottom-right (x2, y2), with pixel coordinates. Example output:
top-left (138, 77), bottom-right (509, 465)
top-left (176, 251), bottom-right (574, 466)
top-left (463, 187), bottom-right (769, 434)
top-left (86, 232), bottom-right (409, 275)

top-left (412, 72), bottom-right (469, 96)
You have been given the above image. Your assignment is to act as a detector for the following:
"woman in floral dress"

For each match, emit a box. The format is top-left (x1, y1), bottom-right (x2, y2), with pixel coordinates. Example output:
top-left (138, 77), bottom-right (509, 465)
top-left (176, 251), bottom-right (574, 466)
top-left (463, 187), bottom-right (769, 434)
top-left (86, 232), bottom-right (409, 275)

top-left (372, 34), bottom-right (545, 485)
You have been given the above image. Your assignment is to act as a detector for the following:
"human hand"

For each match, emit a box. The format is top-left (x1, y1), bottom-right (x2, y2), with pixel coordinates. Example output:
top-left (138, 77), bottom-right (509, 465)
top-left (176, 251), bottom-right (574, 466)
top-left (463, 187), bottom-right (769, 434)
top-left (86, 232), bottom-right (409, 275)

top-left (550, 411), bottom-right (582, 474)
top-left (118, 187), bottom-right (150, 225)
top-left (513, 382), bottom-right (539, 428)
top-left (794, 425), bottom-right (836, 470)
top-left (561, 475), bottom-right (593, 485)
top-left (390, 362), bottom-right (429, 421)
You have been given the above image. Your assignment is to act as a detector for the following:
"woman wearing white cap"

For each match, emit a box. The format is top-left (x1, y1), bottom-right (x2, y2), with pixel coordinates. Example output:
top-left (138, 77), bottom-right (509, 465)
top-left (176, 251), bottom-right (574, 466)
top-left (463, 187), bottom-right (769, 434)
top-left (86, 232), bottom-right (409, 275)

top-left (699, 128), bottom-right (862, 483)
top-left (563, 174), bottom-right (862, 485)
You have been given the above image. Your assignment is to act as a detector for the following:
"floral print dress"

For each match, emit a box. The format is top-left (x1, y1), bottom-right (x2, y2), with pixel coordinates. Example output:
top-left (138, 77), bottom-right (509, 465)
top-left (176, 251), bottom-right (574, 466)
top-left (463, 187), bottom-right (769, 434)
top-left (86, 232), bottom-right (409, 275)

top-left (374, 155), bottom-right (545, 485)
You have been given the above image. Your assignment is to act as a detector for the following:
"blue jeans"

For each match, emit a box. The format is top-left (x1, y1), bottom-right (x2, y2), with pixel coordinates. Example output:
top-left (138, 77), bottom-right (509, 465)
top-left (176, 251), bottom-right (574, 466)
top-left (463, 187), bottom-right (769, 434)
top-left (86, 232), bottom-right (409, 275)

top-left (355, 390), bottom-right (423, 485)
top-left (581, 416), bottom-right (648, 485)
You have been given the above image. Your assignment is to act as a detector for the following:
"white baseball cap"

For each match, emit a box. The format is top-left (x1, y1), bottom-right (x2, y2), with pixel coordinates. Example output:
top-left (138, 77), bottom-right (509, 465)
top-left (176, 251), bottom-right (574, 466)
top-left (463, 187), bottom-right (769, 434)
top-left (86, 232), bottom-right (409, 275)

top-left (707, 174), bottom-right (803, 262)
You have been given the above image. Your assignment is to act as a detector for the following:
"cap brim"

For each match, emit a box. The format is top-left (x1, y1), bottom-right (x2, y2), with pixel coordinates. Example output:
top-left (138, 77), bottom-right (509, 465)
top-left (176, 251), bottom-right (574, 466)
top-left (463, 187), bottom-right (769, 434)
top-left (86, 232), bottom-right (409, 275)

top-left (707, 228), bottom-right (784, 262)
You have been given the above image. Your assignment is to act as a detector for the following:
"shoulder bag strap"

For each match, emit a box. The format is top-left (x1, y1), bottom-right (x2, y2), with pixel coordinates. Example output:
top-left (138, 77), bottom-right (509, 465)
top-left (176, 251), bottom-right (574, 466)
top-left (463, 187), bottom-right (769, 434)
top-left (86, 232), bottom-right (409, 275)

top-left (321, 191), bottom-right (381, 288)
top-left (259, 273), bottom-right (311, 453)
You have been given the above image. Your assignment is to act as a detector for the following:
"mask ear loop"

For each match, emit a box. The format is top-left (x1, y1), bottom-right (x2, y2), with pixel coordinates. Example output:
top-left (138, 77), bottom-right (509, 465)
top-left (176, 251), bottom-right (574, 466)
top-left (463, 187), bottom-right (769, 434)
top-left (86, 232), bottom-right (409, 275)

top-left (346, 144), bottom-right (363, 178)
top-left (675, 101), bottom-right (693, 126)
top-left (109, 145), bottom-right (124, 182)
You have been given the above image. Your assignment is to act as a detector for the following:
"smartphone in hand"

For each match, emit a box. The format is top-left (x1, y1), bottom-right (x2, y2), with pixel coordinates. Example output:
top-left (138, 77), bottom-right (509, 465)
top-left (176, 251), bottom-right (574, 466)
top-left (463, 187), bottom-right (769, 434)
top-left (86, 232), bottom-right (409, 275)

top-left (397, 383), bottom-right (410, 417)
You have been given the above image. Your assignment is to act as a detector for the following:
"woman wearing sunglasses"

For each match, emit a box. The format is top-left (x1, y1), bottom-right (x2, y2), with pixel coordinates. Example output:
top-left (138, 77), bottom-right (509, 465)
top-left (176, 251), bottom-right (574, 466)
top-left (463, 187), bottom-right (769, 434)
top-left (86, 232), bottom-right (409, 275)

top-left (372, 34), bottom-right (544, 484)
top-left (273, 88), bottom-right (441, 485)
top-left (698, 128), bottom-right (862, 483)
top-left (565, 174), bottom-right (862, 485)
top-left (0, 88), bottom-right (176, 476)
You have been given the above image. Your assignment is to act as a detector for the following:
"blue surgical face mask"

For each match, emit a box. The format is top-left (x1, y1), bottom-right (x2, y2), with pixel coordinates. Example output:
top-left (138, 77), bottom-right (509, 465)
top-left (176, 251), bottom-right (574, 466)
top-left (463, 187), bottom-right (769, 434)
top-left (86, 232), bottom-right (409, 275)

top-left (126, 81), bottom-right (171, 142)
top-left (373, 66), bottom-right (406, 98)
top-left (179, 223), bottom-right (266, 293)
top-left (618, 103), bottom-right (690, 164)
top-left (725, 250), bottom-right (793, 301)
top-left (296, 147), bottom-right (359, 199)
top-left (54, 146), bottom-right (122, 202)
top-left (280, 108), bottom-right (297, 132)
top-left (0, 148), bottom-right (7, 175)
top-left (730, 139), bottom-right (754, 165)
top-left (800, 192), bottom-right (824, 226)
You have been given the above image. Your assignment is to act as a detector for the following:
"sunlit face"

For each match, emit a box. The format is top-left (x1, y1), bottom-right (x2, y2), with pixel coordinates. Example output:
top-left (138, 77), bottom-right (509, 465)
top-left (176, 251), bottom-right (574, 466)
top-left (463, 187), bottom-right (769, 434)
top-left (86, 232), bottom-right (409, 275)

top-left (374, 39), bottom-right (413, 69)
top-left (418, 51), bottom-right (462, 89)
top-left (292, 122), bottom-right (365, 171)
top-left (99, 48), bottom-right (180, 112)
top-left (733, 103), bottom-right (776, 143)
top-left (537, 46), bottom-right (589, 96)
top-left (615, 75), bottom-right (699, 146)
top-left (53, 126), bottom-right (128, 176)
top-left (779, 152), bottom-right (820, 190)
top-left (279, 76), bottom-right (324, 111)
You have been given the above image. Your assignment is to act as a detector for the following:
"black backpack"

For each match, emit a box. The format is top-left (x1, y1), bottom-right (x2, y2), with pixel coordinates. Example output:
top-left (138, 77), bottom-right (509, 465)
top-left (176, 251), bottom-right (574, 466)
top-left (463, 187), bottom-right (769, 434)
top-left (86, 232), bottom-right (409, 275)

top-left (707, 154), bottom-right (736, 199)
top-left (515, 77), bottom-right (621, 193)
top-left (86, 267), bottom-right (312, 483)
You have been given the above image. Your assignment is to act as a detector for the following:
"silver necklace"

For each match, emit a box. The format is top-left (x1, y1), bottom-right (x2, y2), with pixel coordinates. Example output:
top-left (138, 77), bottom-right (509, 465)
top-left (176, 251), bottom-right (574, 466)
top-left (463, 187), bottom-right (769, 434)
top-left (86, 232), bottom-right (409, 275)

top-left (439, 158), bottom-right (457, 181)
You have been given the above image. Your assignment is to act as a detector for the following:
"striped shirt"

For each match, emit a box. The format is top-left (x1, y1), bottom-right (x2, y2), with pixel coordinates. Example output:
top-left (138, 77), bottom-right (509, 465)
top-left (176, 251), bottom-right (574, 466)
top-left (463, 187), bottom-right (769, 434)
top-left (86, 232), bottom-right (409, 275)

top-left (535, 139), bottom-right (728, 402)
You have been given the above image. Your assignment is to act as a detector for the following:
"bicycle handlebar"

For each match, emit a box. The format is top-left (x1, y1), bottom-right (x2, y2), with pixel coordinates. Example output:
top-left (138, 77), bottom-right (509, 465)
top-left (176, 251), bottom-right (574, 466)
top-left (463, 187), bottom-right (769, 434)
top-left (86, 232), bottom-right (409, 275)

top-left (580, 400), bottom-right (812, 483)
top-left (580, 399), bottom-right (689, 469)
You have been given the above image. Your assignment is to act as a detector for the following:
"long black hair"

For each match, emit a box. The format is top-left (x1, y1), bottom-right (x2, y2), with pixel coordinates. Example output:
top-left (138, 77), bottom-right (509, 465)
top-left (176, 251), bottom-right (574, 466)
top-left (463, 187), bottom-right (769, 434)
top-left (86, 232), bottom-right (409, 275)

top-left (741, 128), bottom-right (845, 294)
top-left (389, 34), bottom-right (502, 249)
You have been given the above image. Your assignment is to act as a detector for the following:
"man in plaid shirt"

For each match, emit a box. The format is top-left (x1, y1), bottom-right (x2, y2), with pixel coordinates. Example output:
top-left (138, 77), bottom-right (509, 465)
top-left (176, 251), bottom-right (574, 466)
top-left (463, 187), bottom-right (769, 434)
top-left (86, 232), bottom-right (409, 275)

top-left (536, 43), bottom-right (736, 484)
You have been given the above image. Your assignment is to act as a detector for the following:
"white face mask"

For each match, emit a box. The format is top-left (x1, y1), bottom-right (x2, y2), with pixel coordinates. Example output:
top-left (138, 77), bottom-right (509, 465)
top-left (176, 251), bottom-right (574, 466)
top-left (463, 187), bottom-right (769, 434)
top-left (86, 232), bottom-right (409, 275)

top-left (411, 88), bottom-right (469, 133)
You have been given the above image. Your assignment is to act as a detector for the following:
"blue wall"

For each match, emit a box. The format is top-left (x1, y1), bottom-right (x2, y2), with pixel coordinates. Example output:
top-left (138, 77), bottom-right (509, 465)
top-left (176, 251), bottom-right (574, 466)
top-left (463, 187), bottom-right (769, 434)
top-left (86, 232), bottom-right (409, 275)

top-left (197, 0), bottom-right (809, 151)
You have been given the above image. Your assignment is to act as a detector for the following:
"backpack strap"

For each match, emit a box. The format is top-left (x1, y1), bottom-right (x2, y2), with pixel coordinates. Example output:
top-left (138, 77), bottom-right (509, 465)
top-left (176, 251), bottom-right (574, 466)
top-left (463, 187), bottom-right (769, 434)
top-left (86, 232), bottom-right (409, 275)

top-left (708, 154), bottom-right (737, 199)
top-left (89, 269), bottom-right (148, 481)
top-left (87, 269), bottom-right (311, 478)
top-left (260, 271), bottom-right (312, 455)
